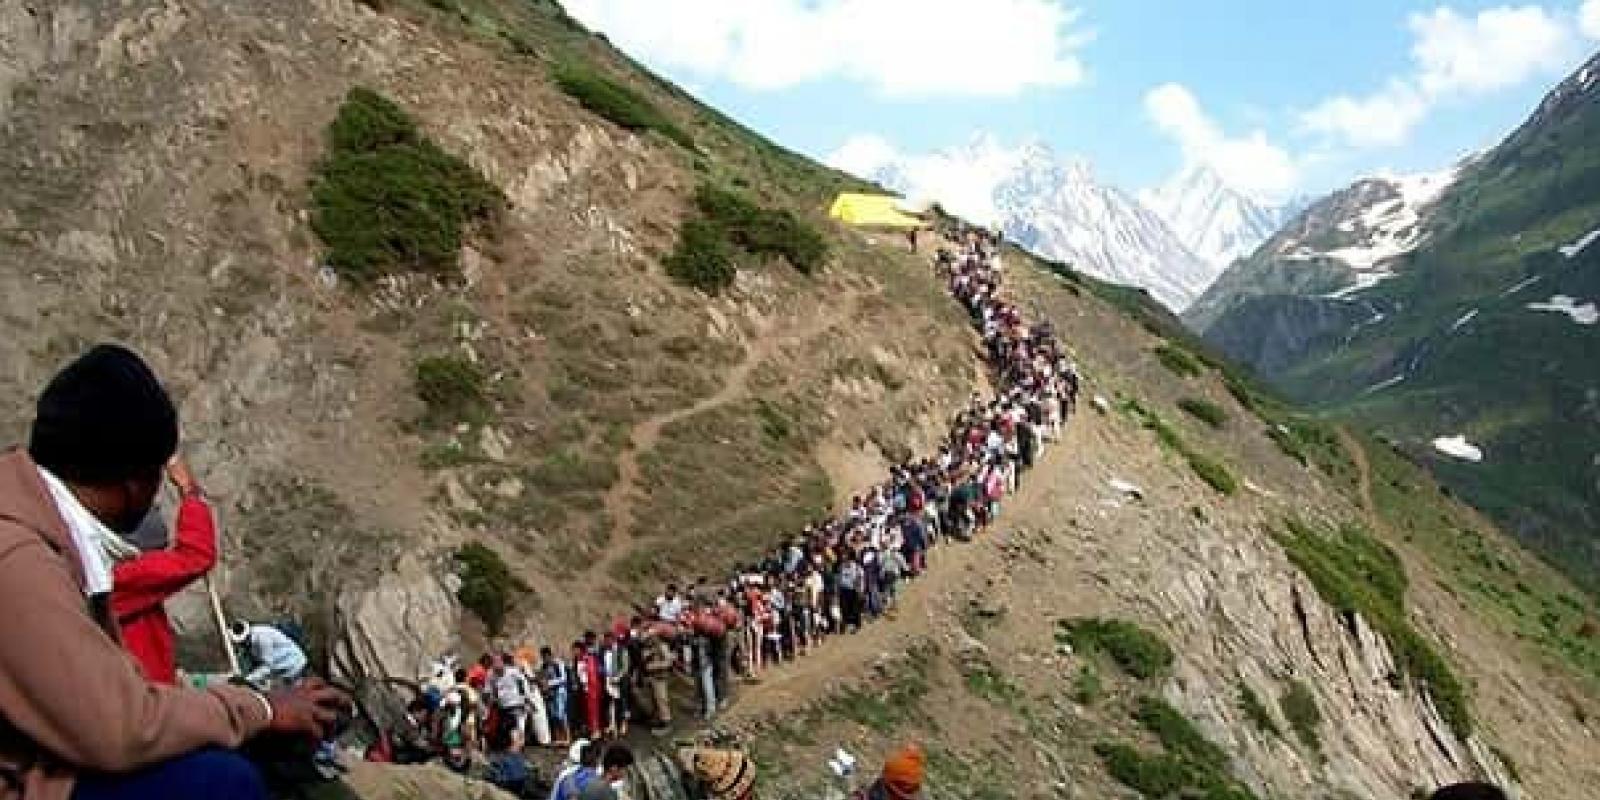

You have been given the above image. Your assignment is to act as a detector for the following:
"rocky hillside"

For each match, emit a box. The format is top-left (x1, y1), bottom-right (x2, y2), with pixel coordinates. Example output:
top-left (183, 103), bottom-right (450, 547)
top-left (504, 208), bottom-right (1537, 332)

top-left (2, 3), bottom-right (1597, 799)
top-left (1188, 50), bottom-right (1600, 596)
top-left (0, 0), bottom-right (979, 679)
top-left (732, 248), bottom-right (1600, 800)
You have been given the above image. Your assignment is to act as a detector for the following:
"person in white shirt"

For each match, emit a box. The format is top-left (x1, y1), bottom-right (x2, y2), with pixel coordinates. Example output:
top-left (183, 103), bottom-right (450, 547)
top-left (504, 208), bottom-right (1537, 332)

top-left (656, 584), bottom-right (685, 623)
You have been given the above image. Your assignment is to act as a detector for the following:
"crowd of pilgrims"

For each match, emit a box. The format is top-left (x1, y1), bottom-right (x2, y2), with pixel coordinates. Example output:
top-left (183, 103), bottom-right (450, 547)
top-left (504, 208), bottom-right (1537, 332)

top-left (392, 229), bottom-right (1081, 779)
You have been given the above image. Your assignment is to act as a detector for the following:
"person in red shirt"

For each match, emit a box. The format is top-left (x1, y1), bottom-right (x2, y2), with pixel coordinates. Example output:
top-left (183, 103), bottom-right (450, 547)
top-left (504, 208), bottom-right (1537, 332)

top-left (111, 456), bottom-right (216, 685)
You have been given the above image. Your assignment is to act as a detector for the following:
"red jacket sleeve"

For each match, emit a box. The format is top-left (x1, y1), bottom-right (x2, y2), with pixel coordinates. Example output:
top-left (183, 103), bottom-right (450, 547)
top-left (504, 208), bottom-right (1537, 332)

top-left (111, 496), bottom-right (218, 620)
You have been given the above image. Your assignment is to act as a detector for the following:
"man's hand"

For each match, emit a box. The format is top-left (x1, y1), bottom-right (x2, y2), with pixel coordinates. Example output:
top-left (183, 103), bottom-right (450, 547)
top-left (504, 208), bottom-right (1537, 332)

top-left (166, 456), bottom-right (202, 497)
top-left (265, 679), bottom-right (350, 740)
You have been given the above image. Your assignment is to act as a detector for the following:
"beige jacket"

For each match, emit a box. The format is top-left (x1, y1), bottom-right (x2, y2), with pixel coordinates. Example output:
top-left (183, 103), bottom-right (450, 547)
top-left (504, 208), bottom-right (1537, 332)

top-left (0, 450), bottom-right (270, 800)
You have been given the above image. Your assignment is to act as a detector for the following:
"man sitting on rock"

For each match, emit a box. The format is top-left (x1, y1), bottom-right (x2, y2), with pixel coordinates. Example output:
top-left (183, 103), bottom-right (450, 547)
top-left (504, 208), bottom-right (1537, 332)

top-left (0, 344), bottom-right (347, 800)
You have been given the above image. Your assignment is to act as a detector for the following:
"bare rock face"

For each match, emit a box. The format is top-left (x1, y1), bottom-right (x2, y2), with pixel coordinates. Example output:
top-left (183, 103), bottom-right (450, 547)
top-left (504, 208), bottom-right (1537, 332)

top-left (334, 554), bottom-right (460, 686)
top-left (1150, 522), bottom-right (1513, 798)
top-left (343, 760), bottom-right (516, 800)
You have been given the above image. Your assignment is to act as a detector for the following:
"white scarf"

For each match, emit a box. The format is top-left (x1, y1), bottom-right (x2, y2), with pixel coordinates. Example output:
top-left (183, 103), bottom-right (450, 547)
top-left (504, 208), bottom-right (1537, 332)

top-left (36, 467), bottom-right (140, 596)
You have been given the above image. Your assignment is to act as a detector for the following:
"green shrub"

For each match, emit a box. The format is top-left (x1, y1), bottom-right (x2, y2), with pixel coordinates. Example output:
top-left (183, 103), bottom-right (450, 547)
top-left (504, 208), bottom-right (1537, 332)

top-left (1119, 398), bottom-right (1184, 451)
top-left (454, 542), bottom-right (527, 636)
top-left (665, 184), bottom-right (832, 292)
top-left (664, 219), bottom-right (738, 294)
top-left (1187, 453), bottom-right (1240, 496)
top-left (527, 450), bottom-right (620, 495)
top-left (312, 88), bottom-right (502, 282)
top-left (1274, 519), bottom-right (1472, 737)
top-left (695, 184), bottom-right (829, 274)
top-left (1093, 743), bottom-right (1190, 797)
top-left (1179, 397), bottom-right (1229, 428)
top-left (1072, 664), bottom-right (1102, 705)
top-left (755, 400), bottom-right (792, 442)
top-left (553, 63), bottom-right (693, 148)
top-left (1134, 697), bottom-right (1227, 770)
top-left (1058, 617), bottom-right (1174, 679)
top-left (1122, 397), bottom-right (1238, 496)
top-left (963, 667), bottom-right (1024, 707)
top-left (1224, 374), bottom-right (1262, 413)
top-left (1267, 424), bottom-right (1309, 464)
top-left (1155, 343), bottom-right (1204, 378)
top-left (1280, 680), bottom-right (1322, 751)
top-left (415, 355), bottom-right (489, 427)
top-left (1238, 683), bottom-right (1281, 737)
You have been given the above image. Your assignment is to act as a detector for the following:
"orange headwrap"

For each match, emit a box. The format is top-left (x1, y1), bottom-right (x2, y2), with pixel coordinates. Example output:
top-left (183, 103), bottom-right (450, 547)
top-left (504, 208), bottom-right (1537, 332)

top-left (881, 744), bottom-right (924, 799)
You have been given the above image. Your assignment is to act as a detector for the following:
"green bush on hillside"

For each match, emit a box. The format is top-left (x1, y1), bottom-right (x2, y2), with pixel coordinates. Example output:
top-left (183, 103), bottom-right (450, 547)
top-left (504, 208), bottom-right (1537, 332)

top-left (1187, 453), bottom-right (1240, 496)
top-left (695, 184), bottom-right (830, 274)
top-left (1224, 374), bottom-right (1263, 413)
top-left (1058, 617), bottom-right (1174, 679)
top-left (1134, 697), bottom-right (1228, 770)
top-left (311, 88), bottom-right (503, 282)
top-left (1122, 398), bottom-right (1240, 496)
top-left (454, 542), bottom-right (528, 636)
top-left (664, 219), bottom-right (738, 294)
top-left (1093, 743), bottom-right (1190, 798)
top-left (1238, 683), bottom-right (1281, 737)
top-left (553, 63), bottom-right (693, 149)
top-left (1280, 680), bottom-right (1322, 751)
top-left (1275, 520), bottom-right (1472, 738)
top-left (1154, 343), bottom-right (1205, 378)
top-left (1179, 397), bottom-right (1229, 429)
top-left (415, 354), bottom-right (490, 427)
top-left (665, 183), bottom-right (832, 293)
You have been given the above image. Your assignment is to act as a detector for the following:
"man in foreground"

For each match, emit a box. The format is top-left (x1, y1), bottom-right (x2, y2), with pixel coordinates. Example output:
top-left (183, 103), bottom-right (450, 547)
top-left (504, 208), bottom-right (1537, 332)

top-left (0, 344), bottom-right (347, 800)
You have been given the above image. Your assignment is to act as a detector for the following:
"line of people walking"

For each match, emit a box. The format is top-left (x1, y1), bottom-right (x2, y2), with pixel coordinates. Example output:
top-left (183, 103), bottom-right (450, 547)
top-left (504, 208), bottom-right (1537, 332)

top-left (404, 230), bottom-right (1082, 771)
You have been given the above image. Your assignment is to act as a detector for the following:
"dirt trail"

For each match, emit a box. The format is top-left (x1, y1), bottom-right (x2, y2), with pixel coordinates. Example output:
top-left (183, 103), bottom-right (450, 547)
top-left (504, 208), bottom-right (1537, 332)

top-left (1336, 426), bottom-right (1378, 528)
top-left (721, 423), bottom-right (1078, 721)
top-left (591, 295), bottom-right (861, 580)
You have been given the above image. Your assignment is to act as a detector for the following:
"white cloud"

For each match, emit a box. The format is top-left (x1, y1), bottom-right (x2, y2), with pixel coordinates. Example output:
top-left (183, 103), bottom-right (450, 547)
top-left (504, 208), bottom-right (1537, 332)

top-left (1582, 0), bottom-right (1600, 39)
top-left (1410, 6), bottom-right (1575, 94)
top-left (825, 133), bottom-right (1027, 223)
top-left (827, 134), bottom-right (900, 178)
top-left (1299, 81), bottom-right (1430, 148)
top-left (1144, 83), bottom-right (1299, 200)
top-left (562, 0), bottom-right (1091, 97)
top-left (1302, 4), bottom-right (1579, 148)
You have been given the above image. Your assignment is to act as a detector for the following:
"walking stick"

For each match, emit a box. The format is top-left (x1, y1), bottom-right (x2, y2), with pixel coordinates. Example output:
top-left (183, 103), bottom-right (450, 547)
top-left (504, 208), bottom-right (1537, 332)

top-left (208, 574), bottom-right (242, 676)
top-left (203, 498), bottom-right (242, 677)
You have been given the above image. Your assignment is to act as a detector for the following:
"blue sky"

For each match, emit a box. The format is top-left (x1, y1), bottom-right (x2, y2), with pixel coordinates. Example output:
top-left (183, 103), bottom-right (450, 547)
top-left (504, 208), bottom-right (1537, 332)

top-left (565, 1), bottom-right (1600, 205)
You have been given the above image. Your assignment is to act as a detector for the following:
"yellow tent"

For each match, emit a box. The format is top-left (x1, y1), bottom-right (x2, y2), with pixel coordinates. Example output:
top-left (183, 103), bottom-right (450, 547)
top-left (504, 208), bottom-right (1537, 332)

top-left (828, 193), bottom-right (926, 229)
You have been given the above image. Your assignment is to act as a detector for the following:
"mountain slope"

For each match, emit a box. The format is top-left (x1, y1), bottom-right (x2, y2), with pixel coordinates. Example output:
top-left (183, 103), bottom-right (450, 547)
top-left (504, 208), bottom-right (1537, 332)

top-left (0, 3), bottom-right (1595, 799)
top-left (1193, 50), bottom-right (1600, 592)
top-left (1140, 164), bottom-right (1286, 272)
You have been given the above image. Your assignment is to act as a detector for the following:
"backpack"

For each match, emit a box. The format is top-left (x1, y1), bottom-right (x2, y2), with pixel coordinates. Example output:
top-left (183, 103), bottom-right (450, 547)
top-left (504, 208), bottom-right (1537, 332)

top-left (272, 619), bottom-right (309, 652)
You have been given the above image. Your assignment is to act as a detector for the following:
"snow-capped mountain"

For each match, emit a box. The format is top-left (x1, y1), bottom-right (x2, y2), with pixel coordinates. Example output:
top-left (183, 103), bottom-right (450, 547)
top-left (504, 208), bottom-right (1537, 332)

top-left (1139, 165), bottom-right (1288, 271)
top-left (1185, 166), bottom-right (1461, 332)
top-left (995, 143), bottom-right (1213, 311)
top-left (858, 135), bottom-right (1211, 311)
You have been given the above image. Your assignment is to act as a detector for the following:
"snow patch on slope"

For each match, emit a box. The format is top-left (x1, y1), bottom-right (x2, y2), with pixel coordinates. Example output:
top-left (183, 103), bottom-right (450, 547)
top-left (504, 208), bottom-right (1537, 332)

top-left (1501, 275), bottom-right (1543, 297)
top-left (1527, 295), bottom-right (1599, 325)
top-left (1319, 168), bottom-right (1456, 271)
top-left (1432, 435), bottom-right (1484, 463)
top-left (1558, 227), bottom-right (1600, 258)
top-left (1449, 309), bottom-right (1479, 333)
